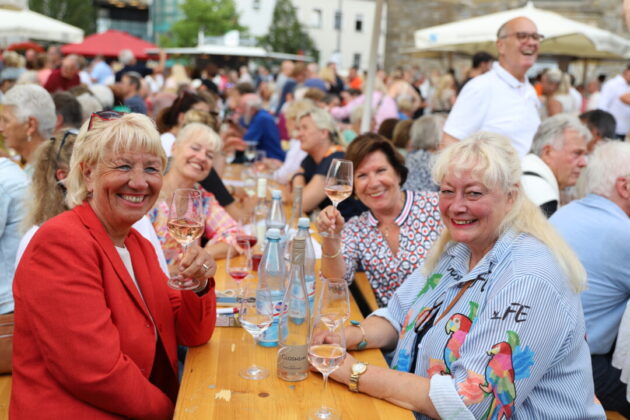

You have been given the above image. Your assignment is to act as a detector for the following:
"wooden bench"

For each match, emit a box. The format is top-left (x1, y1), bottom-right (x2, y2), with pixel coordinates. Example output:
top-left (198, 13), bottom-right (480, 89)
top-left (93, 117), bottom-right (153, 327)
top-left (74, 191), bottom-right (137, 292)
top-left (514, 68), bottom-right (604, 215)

top-left (0, 375), bottom-right (11, 420)
top-left (351, 272), bottom-right (379, 316)
top-left (606, 410), bottom-right (628, 420)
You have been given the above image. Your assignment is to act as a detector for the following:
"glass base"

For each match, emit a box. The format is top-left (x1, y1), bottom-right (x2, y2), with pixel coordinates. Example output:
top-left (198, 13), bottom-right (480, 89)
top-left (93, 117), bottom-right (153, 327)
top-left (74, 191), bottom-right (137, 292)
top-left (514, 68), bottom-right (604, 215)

top-left (308, 406), bottom-right (340, 420)
top-left (240, 364), bottom-right (269, 380)
top-left (168, 274), bottom-right (200, 291)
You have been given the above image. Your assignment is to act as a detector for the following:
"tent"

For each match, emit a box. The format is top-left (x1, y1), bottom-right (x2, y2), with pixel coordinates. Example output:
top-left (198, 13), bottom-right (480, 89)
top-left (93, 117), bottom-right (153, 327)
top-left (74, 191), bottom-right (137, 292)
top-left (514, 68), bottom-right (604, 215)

top-left (0, 7), bottom-right (83, 46)
top-left (412, 1), bottom-right (630, 59)
top-left (61, 30), bottom-right (158, 60)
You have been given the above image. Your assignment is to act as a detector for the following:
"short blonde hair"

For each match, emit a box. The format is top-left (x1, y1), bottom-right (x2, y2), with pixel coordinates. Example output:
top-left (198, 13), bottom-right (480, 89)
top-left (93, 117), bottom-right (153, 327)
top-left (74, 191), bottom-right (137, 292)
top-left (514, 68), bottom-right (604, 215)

top-left (175, 122), bottom-right (222, 153)
top-left (425, 131), bottom-right (586, 292)
top-left (284, 99), bottom-right (316, 121)
top-left (65, 113), bottom-right (166, 208)
top-left (297, 107), bottom-right (343, 146)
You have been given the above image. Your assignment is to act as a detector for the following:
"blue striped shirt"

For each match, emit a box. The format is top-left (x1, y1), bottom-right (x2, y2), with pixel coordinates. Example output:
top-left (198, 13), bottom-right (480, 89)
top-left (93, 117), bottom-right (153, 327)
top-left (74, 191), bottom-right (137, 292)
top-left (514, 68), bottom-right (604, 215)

top-left (372, 229), bottom-right (605, 419)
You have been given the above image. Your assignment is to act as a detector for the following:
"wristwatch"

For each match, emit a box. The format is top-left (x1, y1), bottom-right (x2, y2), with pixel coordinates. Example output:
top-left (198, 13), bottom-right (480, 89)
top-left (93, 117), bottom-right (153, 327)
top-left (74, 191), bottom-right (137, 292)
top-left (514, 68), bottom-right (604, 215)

top-left (350, 320), bottom-right (368, 350)
top-left (349, 362), bottom-right (368, 392)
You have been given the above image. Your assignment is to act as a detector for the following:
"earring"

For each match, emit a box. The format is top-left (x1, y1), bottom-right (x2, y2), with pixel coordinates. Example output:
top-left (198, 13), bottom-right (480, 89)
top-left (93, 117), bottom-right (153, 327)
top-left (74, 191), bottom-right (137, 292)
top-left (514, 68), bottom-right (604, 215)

top-left (26, 135), bottom-right (32, 143)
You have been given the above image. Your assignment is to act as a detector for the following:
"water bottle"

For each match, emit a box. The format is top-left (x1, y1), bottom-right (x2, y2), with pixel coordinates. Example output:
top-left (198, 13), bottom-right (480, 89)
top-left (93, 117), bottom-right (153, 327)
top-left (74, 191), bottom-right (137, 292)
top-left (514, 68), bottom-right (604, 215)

top-left (288, 185), bottom-right (303, 233)
top-left (295, 217), bottom-right (316, 314)
top-left (253, 178), bottom-right (268, 270)
top-left (257, 228), bottom-right (287, 347)
top-left (266, 189), bottom-right (287, 257)
top-left (277, 237), bottom-right (310, 382)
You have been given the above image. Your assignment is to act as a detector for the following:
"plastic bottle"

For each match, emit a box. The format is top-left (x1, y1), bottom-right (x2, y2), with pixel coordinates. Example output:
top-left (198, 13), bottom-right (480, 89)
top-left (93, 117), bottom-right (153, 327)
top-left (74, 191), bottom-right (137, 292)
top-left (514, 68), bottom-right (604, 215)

top-left (277, 237), bottom-right (310, 381)
top-left (257, 228), bottom-right (287, 347)
top-left (252, 178), bottom-right (267, 270)
top-left (295, 217), bottom-right (316, 314)
top-left (288, 185), bottom-right (303, 233)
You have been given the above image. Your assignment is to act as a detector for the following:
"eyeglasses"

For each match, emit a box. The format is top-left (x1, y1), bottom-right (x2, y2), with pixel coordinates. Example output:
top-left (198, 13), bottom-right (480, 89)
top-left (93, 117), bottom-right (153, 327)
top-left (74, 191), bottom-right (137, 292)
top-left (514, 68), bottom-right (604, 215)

top-left (87, 110), bottom-right (125, 131)
top-left (500, 32), bottom-right (545, 42)
top-left (52, 130), bottom-right (76, 162)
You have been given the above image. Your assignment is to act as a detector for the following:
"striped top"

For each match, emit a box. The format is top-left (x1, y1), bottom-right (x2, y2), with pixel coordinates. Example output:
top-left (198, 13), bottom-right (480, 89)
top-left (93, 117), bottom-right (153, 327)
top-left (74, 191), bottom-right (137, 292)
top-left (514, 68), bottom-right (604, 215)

top-left (372, 229), bottom-right (605, 420)
top-left (340, 190), bottom-right (441, 306)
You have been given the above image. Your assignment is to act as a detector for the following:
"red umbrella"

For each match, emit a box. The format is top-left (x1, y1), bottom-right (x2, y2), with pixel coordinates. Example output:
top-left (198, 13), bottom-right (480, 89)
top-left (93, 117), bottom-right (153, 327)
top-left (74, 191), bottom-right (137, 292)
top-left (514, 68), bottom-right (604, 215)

top-left (7, 41), bottom-right (44, 53)
top-left (61, 29), bottom-right (157, 60)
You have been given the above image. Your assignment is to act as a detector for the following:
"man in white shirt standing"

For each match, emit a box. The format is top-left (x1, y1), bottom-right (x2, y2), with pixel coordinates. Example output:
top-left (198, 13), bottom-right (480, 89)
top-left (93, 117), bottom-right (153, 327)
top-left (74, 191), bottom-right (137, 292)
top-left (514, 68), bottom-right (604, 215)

top-left (597, 65), bottom-right (630, 140)
top-left (442, 17), bottom-right (541, 157)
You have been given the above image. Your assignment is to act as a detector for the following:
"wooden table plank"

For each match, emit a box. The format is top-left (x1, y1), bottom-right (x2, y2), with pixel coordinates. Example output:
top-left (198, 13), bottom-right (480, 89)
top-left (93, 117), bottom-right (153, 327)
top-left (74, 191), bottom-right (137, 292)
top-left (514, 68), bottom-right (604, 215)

top-left (174, 258), bottom-right (414, 419)
top-left (0, 375), bottom-right (11, 420)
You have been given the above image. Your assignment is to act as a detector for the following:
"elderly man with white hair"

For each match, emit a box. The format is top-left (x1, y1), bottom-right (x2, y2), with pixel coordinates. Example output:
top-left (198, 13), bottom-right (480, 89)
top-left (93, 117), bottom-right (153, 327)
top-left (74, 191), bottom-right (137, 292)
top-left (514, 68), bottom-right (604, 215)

top-left (238, 93), bottom-right (285, 161)
top-left (521, 114), bottom-right (590, 217)
top-left (44, 54), bottom-right (81, 93)
top-left (550, 141), bottom-right (630, 417)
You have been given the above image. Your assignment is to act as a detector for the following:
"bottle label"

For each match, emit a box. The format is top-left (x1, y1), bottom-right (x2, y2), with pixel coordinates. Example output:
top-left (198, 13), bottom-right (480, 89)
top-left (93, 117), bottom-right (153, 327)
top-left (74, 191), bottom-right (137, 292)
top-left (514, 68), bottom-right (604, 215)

top-left (305, 274), bottom-right (316, 313)
top-left (257, 289), bottom-right (285, 347)
top-left (277, 344), bottom-right (309, 377)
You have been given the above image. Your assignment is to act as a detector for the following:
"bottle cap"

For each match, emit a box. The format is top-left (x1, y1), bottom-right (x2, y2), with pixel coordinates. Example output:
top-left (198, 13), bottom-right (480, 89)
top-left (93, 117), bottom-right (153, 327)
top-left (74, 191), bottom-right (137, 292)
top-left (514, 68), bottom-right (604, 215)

top-left (271, 189), bottom-right (282, 199)
top-left (257, 178), bottom-right (267, 198)
top-left (266, 228), bottom-right (281, 240)
top-left (298, 217), bottom-right (310, 229)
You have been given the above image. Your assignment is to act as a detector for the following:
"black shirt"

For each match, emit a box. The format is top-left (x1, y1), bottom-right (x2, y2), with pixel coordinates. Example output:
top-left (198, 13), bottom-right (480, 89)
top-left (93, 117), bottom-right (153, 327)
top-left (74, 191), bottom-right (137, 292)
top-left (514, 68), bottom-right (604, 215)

top-left (199, 168), bottom-right (234, 207)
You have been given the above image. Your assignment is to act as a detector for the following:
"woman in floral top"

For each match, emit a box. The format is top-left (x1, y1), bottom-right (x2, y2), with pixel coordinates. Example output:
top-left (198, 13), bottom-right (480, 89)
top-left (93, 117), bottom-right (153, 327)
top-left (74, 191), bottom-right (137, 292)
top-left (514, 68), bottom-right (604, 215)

top-left (149, 123), bottom-right (242, 270)
top-left (317, 132), bottom-right (604, 420)
top-left (317, 133), bottom-right (442, 306)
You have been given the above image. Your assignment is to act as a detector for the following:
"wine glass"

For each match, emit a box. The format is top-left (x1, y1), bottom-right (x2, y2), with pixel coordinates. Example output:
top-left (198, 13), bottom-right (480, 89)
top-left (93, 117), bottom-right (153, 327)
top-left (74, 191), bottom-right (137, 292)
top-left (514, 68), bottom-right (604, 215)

top-left (254, 150), bottom-right (267, 174)
top-left (244, 141), bottom-right (257, 163)
top-left (166, 188), bottom-right (204, 290)
top-left (227, 241), bottom-right (252, 295)
top-left (308, 315), bottom-right (347, 420)
top-left (322, 159), bottom-right (353, 237)
top-left (317, 278), bottom-right (351, 330)
top-left (238, 276), bottom-right (274, 380)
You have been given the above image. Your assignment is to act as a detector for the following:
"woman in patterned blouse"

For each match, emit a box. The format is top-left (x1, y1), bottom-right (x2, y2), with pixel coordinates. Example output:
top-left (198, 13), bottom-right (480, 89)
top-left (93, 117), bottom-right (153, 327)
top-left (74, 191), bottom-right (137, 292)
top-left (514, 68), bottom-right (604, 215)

top-left (317, 133), bottom-right (442, 306)
top-left (149, 123), bottom-right (243, 270)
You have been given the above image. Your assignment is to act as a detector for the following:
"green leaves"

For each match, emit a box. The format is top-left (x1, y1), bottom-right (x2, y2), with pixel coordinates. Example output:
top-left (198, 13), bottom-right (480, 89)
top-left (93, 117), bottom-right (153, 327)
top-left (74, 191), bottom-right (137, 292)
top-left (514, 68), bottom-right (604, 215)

top-left (29, 0), bottom-right (96, 35)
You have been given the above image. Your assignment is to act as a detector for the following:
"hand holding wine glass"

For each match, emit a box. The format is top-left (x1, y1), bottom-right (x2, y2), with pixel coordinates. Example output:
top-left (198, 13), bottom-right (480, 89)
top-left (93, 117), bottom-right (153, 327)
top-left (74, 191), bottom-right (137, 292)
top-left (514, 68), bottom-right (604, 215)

top-left (238, 276), bottom-right (274, 380)
top-left (317, 278), bottom-right (351, 330)
top-left (322, 159), bottom-right (353, 238)
top-left (308, 315), bottom-right (347, 420)
top-left (167, 188), bottom-right (205, 290)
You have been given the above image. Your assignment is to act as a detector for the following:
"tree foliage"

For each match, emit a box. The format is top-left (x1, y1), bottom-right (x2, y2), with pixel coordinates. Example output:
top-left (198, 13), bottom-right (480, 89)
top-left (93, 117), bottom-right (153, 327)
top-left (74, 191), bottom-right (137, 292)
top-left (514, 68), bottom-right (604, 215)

top-left (160, 0), bottom-right (246, 48)
top-left (29, 0), bottom-right (96, 35)
top-left (258, 0), bottom-right (319, 61)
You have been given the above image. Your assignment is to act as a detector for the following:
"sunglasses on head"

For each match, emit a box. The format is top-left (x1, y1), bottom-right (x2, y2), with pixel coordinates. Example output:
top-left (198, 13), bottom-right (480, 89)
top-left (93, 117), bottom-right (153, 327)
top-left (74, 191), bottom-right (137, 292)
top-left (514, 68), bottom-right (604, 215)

top-left (87, 110), bottom-right (125, 131)
top-left (52, 130), bottom-right (76, 162)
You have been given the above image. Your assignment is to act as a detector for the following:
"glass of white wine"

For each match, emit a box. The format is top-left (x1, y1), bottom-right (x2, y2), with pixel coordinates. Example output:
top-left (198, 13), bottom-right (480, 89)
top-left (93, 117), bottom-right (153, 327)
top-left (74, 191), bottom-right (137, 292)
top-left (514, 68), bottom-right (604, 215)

top-left (322, 159), bottom-right (353, 238)
top-left (244, 141), bottom-right (258, 164)
top-left (317, 278), bottom-right (351, 331)
top-left (238, 276), bottom-right (274, 380)
top-left (308, 315), bottom-right (347, 420)
top-left (166, 188), bottom-right (204, 290)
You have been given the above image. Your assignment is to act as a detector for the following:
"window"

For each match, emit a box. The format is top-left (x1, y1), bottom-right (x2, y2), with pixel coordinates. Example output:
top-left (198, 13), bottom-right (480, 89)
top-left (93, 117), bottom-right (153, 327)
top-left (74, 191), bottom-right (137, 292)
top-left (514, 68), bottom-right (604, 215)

top-left (353, 53), bottom-right (361, 69)
top-left (252, 0), bottom-right (260, 10)
top-left (310, 8), bottom-right (322, 28)
top-left (334, 10), bottom-right (342, 30)
top-left (355, 14), bottom-right (363, 32)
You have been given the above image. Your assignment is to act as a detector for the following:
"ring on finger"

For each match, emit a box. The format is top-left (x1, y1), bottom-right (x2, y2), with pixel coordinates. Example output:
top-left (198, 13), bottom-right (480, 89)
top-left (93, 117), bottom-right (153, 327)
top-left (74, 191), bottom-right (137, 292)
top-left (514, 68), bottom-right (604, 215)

top-left (202, 263), bottom-right (210, 272)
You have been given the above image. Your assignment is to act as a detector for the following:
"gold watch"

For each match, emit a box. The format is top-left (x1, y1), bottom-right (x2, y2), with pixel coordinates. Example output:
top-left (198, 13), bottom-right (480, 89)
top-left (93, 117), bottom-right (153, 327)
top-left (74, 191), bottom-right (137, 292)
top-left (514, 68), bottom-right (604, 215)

top-left (348, 362), bottom-right (368, 392)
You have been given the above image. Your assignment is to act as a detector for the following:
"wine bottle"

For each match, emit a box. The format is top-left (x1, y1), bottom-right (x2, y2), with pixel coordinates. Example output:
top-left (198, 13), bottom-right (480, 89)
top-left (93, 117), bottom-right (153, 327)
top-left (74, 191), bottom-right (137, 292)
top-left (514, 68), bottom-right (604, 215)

top-left (277, 236), bottom-right (310, 381)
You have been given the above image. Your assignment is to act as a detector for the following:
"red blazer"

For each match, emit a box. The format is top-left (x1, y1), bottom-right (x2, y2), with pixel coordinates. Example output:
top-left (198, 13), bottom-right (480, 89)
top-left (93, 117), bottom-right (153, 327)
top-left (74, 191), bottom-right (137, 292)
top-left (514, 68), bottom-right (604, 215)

top-left (11, 202), bottom-right (216, 419)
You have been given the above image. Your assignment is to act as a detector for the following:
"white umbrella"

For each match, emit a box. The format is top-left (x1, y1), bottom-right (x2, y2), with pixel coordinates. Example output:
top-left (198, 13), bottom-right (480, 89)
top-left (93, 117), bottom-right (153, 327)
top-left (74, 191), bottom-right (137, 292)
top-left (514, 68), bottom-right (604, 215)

top-left (412, 1), bottom-right (630, 59)
top-left (0, 7), bottom-right (83, 46)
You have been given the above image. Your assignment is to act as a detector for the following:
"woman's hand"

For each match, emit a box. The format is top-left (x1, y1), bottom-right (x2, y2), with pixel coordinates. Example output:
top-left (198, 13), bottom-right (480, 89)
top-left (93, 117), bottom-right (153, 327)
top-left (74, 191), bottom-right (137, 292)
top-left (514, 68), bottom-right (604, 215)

top-left (316, 205), bottom-right (345, 237)
top-left (327, 351), bottom-right (356, 386)
top-left (177, 244), bottom-right (217, 281)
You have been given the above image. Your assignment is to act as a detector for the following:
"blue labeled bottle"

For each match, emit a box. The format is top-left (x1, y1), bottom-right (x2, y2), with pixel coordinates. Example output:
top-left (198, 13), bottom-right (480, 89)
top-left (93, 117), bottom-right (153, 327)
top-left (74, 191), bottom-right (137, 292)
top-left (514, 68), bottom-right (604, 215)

top-left (257, 228), bottom-right (287, 347)
top-left (295, 217), bottom-right (316, 314)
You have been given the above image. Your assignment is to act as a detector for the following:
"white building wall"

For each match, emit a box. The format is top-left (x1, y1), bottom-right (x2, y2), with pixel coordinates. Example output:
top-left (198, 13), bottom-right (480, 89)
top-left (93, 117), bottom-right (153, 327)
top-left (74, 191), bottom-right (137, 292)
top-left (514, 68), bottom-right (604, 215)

top-left (236, 0), bottom-right (386, 72)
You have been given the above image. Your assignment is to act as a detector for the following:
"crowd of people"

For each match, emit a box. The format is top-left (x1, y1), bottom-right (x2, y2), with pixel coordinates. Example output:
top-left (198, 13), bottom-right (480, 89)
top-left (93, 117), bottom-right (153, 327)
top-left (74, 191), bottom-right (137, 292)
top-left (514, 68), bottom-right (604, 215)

top-left (0, 13), bottom-right (629, 419)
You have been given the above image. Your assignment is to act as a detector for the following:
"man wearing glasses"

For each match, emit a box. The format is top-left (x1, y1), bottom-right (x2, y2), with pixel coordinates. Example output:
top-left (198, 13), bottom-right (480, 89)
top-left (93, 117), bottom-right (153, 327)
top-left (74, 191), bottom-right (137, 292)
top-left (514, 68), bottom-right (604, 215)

top-left (442, 17), bottom-right (542, 158)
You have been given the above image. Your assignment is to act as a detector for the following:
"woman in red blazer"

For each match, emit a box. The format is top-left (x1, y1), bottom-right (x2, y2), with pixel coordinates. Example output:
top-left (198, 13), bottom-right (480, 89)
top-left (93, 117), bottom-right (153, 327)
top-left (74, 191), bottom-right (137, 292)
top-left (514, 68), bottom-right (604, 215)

top-left (11, 112), bottom-right (217, 419)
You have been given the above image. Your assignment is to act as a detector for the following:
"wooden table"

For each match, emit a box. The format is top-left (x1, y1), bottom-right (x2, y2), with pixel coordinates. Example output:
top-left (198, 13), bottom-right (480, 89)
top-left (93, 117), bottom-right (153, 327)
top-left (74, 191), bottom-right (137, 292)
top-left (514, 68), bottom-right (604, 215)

top-left (174, 259), bottom-right (414, 419)
top-left (0, 375), bottom-right (10, 420)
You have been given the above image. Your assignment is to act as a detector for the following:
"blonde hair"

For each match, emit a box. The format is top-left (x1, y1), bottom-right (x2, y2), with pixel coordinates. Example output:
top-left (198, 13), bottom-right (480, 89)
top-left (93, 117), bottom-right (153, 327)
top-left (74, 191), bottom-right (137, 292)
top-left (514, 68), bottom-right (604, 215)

top-left (297, 107), bottom-right (343, 146)
top-left (65, 113), bottom-right (166, 208)
top-left (24, 132), bottom-right (76, 229)
top-left (423, 131), bottom-right (586, 292)
top-left (174, 122), bottom-right (222, 153)
top-left (284, 99), bottom-right (316, 121)
top-left (183, 109), bottom-right (219, 132)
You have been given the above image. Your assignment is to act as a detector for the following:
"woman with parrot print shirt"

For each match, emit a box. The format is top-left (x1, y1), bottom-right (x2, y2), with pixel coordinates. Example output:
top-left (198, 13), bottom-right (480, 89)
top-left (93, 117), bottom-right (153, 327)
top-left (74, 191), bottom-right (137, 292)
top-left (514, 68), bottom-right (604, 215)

top-left (318, 132), bottom-right (605, 419)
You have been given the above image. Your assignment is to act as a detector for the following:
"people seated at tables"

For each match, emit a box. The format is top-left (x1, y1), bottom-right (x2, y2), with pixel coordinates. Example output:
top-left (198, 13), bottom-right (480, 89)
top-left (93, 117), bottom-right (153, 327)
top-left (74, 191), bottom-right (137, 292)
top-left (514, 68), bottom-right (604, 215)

top-left (0, 156), bottom-right (28, 315)
top-left (237, 93), bottom-right (286, 161)
top-left (267, 99), bottom-right (310, 184)
top-left (0, 84), bottom-right (56, 176)
top-left (319, 132), bottom-right (604, 419)
top-left (403, 115), bottom-right (444, 193)
top-left (291, 107), bottom-right (366, 221)
top-left (11, 112), bottom-right (216, 419)
top-left (550, 141), bottom-right (630, 417)
top-left (317, 133), bottom-right (441, 307)
top-left (150, 122), bottom-right (243, 264)
top-left (14, 130), bottom-right (169, 276)
top-left (579, 109), bottom-right (616, 153)
top-left (521, 114), bottom-right (589, 217)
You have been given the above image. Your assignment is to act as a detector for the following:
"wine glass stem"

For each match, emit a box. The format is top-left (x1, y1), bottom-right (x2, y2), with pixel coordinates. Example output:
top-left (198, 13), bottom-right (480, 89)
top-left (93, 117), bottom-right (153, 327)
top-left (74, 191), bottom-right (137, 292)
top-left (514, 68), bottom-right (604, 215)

top-left (322, 373), bottom-right (329, 410)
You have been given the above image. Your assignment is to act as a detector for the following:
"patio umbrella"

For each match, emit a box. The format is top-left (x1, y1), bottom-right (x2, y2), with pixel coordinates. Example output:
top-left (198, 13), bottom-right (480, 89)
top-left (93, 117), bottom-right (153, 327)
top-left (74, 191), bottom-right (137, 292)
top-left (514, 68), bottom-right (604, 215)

top-left (0, 7), bottom-right (83, 46)
top-left (7, 41), bottom-right (44, 53)
top-left (61, 30), bottom-right (158, 60)
top-left (412, 1), bottom-right (630, 59)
